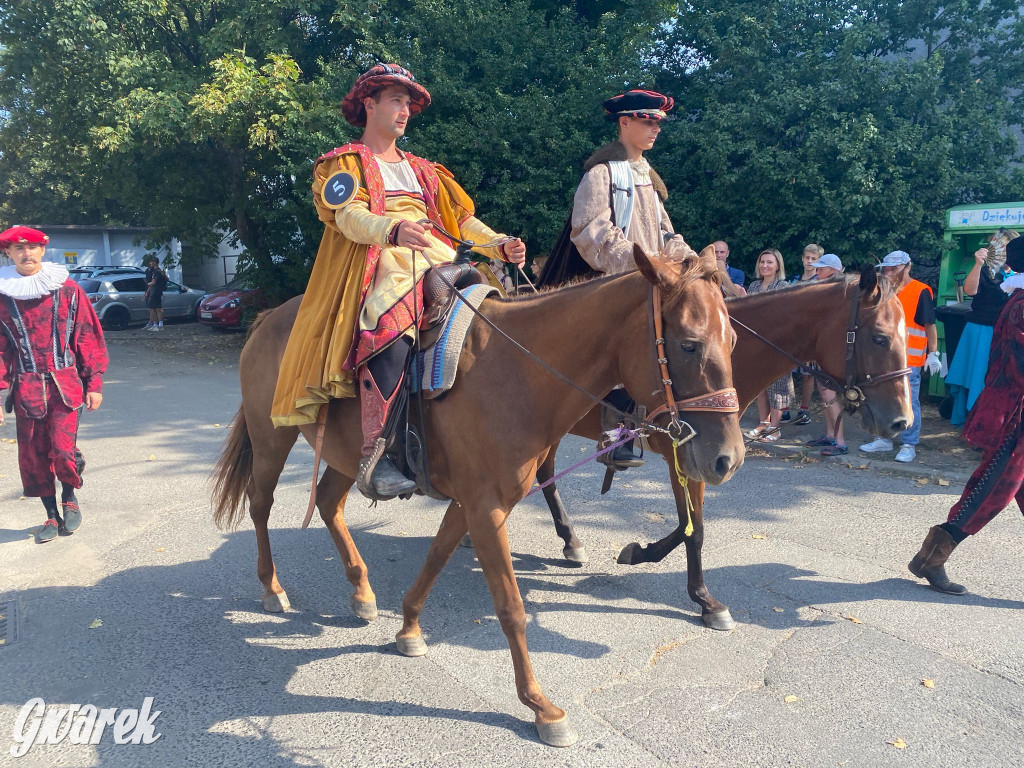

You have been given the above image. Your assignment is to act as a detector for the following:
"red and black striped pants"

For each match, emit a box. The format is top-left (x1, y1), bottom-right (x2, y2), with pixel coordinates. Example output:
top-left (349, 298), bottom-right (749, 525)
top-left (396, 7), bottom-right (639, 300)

top-left (947, 423), bottom-right (1024, 535)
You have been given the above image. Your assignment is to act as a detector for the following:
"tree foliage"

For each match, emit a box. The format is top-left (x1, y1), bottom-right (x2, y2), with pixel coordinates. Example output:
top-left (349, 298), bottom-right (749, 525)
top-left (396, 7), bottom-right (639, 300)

top-left (1, 0), bottom-right (1022, 292)
top-left (656, 0), bottom-right (1024, 274)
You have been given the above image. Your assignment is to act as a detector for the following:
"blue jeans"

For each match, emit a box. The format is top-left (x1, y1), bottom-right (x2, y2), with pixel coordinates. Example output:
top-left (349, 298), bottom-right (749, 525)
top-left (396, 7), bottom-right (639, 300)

top-left (900, 367), bottom-right (922, 446)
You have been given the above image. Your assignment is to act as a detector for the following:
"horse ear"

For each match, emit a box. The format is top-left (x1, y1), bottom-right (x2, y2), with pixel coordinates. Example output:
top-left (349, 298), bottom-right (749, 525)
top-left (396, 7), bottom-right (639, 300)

top-left (859, 263), bottom-right (879, 295)
top-left (634, 243), bottom-right (679, 290)
top-left (697, 244), bottom-right (717, 271)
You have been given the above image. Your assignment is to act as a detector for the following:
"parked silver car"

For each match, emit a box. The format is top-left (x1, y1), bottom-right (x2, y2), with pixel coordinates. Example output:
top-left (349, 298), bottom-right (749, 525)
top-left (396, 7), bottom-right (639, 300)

top-left (79, 275), bottom-right (205, 331)
top-left (69, 265), bottom-right (147, 281)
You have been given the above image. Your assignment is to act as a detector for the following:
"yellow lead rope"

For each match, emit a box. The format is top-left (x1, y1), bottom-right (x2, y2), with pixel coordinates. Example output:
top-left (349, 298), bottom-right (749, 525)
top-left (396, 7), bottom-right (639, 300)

top-left (671, 438), bottom-right (695, 537)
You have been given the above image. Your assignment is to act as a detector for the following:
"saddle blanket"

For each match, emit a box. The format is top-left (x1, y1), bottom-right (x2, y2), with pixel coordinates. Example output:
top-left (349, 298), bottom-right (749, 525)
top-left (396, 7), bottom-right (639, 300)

top-left (413, 282), bottom-right (498, 398)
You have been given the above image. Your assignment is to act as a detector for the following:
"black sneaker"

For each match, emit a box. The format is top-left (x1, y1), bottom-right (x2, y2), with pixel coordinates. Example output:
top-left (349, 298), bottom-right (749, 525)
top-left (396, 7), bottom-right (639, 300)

top-left (794, 409), bottom-right (811, 426)
top-left (780, 410), bottom-right (792, 423)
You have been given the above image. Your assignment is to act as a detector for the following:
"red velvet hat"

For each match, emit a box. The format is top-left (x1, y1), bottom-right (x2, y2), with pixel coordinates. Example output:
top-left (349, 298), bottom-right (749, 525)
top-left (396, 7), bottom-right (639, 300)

top-left (603, 90), bottom-right (674, 122)
top-left (341, 64), bottom-right (432, 128)
top-left (0, 225), bottom-right (49, 249)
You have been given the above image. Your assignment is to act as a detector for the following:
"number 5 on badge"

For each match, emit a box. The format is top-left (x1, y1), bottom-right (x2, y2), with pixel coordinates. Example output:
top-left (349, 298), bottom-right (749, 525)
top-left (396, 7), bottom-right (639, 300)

top-left (321, 170), bottom-right (358, 209)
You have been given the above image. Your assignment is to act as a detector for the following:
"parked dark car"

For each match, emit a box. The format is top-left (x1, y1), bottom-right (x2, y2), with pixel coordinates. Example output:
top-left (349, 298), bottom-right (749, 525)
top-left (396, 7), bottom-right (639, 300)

top-left (81, 276), bottom-right (205, 330)
top-left (198, 277), bottom-right (266, 329)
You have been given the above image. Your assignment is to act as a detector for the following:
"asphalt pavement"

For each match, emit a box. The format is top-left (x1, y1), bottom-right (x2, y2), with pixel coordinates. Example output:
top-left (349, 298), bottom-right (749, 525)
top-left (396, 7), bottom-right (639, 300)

top-left (1, 333), bottom-right (1022, 768)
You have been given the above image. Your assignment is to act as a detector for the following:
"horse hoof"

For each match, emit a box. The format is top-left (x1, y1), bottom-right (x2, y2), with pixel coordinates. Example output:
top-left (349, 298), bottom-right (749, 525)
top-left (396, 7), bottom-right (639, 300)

top-left (616, 542), bottom-right (645, 565)
top-left (562, 546), bottom-right (589, 565)
top-left (396, 633), bottom-right (428, 657)
top-left (460, 533), bottom-right (473, 548)
top-left (262, 591), bottom-right (291, 613)
top-left (350, 595), bottom-right (378, 621)
top-left (535, 714), bottom-right (578, 747)
top-left (702, 608), bottom-right (736, 631)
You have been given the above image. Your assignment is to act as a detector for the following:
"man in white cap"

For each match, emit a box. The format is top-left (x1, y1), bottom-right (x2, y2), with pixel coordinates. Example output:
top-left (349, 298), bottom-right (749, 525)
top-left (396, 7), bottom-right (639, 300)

top-left (860, 250), bottom-right (940, 462)
top-left (810, 252), bottom-right (843, 279)
top-left (803, 254), bottom-right (849, 454)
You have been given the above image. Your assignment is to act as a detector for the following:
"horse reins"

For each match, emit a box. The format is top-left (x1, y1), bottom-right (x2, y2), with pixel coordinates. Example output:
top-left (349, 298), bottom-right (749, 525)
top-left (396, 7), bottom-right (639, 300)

top-left (421, 221), bottom-right (739, 440)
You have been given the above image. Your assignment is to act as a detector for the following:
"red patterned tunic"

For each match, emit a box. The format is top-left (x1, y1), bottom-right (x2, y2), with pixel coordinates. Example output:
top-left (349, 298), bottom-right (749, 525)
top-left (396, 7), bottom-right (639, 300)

top-left (0, 277), bottom-right (108, 496)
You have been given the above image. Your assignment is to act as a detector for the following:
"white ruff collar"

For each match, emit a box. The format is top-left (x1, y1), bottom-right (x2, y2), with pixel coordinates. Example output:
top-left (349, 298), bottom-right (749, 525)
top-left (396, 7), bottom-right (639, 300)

top-left (0, 262), bottom-right (69, 300)
top-left (1000, 273), bottom-right (1024, 295)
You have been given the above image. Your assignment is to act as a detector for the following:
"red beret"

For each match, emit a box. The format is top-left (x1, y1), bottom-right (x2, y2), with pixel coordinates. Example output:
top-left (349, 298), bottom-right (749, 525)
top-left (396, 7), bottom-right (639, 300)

top-left (340, 64), bottom-right (431, 128)
top-left (0, 226), bottom-right (49, 249)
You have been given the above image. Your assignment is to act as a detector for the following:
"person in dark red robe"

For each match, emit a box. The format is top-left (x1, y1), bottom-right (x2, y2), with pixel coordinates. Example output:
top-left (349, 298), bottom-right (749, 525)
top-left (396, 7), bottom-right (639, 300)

top-left (908, 234), bottom-right (1024, 594)
top-left (0, 226), bottom-right (108, 543)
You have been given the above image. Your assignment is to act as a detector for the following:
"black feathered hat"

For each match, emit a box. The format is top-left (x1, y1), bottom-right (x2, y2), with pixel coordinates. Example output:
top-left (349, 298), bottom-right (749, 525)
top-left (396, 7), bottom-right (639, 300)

top-left (603, 90), bottom-right (674, 122)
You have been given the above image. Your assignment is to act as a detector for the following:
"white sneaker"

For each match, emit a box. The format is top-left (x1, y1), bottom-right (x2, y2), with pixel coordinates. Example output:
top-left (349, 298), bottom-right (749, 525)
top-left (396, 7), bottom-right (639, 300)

top-left (895, 445), bottom-right (917, 463)
top-left (859, 437), bottom-right (894, 453)
top-left (143, 323), bottom-right (153, 330)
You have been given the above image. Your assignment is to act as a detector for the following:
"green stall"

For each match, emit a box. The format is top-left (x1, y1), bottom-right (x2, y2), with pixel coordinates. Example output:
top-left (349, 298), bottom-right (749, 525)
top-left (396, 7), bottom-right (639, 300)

top-left (932, 200), bottom-right (1024, 397)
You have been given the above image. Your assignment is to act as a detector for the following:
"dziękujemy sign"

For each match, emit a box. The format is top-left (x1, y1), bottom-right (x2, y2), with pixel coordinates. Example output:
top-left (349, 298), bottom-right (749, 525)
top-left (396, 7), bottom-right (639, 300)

top-left (948, 206), bottom-right (1024, 229)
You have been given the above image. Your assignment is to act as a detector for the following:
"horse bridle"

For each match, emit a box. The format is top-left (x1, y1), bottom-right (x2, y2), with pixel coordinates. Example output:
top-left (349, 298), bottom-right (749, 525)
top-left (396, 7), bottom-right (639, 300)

top-left (645, 284), bottom-right (739, 443)
top-left (417, 220), bottom-right (739, 442)
top-left (730, 281), bottom-right (912, 415)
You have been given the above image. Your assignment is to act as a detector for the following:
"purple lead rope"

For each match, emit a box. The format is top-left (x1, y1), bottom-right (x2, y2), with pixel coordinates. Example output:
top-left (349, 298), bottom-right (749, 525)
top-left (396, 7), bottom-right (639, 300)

top-left (525, 427), bottom-right (639, 497)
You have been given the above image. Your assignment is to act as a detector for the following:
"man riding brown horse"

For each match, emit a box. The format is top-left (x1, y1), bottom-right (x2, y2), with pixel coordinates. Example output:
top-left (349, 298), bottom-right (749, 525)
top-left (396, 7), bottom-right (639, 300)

top-left (271, 64), bottom-right (526, 500)
top-left (540, 89), bottom-right (700, 470)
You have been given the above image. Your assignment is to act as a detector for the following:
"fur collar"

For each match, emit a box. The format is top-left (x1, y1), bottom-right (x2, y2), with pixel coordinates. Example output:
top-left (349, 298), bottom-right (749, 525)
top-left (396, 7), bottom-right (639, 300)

top-left (0, 262), bottom-right (69, 300)
top-left (583, 141), bottom-right (668, 201)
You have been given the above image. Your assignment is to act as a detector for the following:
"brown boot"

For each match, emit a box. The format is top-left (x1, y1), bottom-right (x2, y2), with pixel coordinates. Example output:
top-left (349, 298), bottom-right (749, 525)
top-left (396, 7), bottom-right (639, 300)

top-left (908, 526), bottom-right (967, 595)
top-left (355, 365), bottom-right (416, 501)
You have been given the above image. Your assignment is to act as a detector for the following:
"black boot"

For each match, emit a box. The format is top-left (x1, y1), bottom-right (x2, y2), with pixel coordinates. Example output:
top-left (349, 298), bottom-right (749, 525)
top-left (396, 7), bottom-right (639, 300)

top-left (611, 439), bottom-right (644, 468)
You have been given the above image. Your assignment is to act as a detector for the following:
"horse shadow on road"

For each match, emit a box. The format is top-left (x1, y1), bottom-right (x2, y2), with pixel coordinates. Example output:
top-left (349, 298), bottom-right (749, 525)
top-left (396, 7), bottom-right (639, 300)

top-left (2, 518), bottom-right (1022, 767)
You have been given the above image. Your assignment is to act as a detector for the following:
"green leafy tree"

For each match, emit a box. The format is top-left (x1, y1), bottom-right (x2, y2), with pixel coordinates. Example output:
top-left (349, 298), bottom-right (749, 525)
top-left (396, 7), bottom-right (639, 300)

top-left (655, 0), bottom-right (1024, 277)
top-left (0, 0), bottom-right (666, 298)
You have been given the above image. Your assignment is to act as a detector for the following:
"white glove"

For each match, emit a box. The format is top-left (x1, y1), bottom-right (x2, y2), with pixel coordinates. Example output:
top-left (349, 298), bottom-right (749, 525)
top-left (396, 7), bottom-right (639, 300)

top-left (924, 351), bottom-right (942, 375)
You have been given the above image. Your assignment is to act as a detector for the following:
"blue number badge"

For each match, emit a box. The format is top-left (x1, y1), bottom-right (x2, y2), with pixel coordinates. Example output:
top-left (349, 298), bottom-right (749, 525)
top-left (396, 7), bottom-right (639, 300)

top-left (321, 170), bottom-right (358, 209)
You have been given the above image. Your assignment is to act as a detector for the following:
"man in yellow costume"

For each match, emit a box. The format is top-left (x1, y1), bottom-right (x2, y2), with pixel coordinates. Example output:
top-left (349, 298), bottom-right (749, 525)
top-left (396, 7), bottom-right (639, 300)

top-left (272, 64), bottom-right (526, 499)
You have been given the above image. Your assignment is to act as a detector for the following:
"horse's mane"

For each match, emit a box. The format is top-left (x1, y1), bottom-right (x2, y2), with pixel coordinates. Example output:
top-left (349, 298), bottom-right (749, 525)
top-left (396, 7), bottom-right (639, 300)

top-left (499, 256), bottom-right (718, 304)
top-left (246, 308), bottom-right (275, 339)
top-left (725, 272), bottom-right (897, 305)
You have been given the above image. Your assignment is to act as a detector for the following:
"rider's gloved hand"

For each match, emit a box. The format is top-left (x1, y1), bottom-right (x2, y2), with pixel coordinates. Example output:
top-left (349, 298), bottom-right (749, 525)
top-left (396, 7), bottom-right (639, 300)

top-left (924, 351), bottom-right (942, 376)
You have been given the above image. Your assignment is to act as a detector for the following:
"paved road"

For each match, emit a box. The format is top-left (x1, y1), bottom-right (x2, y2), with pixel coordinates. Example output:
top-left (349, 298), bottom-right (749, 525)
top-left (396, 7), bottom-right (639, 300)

top-left (1, 340), bottom-right (1022, 767)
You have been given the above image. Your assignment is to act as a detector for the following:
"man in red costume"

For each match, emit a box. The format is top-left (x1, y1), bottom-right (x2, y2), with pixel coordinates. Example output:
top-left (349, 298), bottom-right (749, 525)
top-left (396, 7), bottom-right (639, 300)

top-left (908, 236), bottom-right (1024, 594)
top-left (0, 226), bottom-right (108, 543)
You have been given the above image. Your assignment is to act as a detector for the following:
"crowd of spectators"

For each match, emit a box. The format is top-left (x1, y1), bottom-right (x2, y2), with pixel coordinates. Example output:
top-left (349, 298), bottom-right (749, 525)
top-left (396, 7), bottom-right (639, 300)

top-left (716, 239), bottom-right (959, 463)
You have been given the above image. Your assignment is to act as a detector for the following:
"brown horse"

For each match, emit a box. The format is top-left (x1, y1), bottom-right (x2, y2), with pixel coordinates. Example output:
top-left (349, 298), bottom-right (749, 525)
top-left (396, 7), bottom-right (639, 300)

top-left (535, 268), bottom-right (913, 630)
top-left (212, 246), bottom-right (745, 747)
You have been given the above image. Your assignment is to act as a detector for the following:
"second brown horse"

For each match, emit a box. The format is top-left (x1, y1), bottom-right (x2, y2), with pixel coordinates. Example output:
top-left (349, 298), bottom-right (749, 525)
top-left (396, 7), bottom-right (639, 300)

top-left (536, 268), bottom-right (913, 630)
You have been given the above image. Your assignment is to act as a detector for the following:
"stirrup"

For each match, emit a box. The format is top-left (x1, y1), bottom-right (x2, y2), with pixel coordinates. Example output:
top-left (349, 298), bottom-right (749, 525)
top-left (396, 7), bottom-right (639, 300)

top-left (357, 439), bottom-right (417, 501)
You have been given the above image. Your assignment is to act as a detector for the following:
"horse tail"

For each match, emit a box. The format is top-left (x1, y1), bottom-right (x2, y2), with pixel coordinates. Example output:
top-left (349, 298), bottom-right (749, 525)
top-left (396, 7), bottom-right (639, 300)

top-left (211, 406), bottom-right (253, 530)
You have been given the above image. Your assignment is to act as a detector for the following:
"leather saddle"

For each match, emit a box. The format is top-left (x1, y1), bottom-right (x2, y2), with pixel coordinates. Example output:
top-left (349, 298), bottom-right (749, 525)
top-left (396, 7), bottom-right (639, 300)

top-left (419, 260), bottom-right (489, 349)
